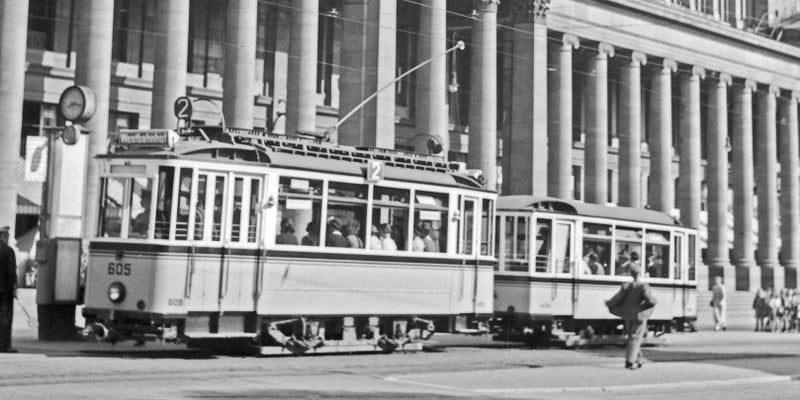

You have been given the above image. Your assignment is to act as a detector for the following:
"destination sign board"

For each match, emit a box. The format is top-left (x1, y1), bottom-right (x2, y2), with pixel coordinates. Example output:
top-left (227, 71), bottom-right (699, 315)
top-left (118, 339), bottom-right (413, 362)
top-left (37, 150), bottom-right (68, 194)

top-left (117, 129), bottom-right (179, 148)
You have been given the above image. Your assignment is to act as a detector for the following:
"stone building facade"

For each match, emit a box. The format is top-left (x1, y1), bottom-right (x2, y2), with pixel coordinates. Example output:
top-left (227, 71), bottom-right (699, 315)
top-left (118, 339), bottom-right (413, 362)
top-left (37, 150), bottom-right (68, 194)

top-left (2, 0), bottom-right (800, 292)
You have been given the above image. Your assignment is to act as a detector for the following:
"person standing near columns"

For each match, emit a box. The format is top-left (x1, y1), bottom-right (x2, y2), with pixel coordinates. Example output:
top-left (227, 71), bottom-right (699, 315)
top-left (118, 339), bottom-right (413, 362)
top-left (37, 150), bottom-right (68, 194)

top-left (732, 79), bottom-right (758, 287)
top-left (585, 43), bottom-right (614, 204)
top-left (549, 34), bottom-right (579, 199)
top-left (0, 226), bottom-right (17, 353)
top-left (77, 0), bottom-right (115, 240)
top-left (468, 0), bottom-right (499, 190)
top-left (779, 92), bottom-right (800, 284)
top-left (618, 51), bottom-right (647, 208)
top-left (151, 0), bottom-right (190, 129)
top-left (223, 0), bottom-right (257, 129)
top-left (711, 276), bottom-right (727, 331)
top-left (678, 66), bottom-right (705, 229)
top-left (0, 0), bottom-right (28, 238)
top-left (414, 0), bottom-right (448, 156)
top-left (287, 0), bottom-right (319, 137)
top-left (648, 59), bottom-right (677, 213)
top-left (756, 85), bottom-right (781, 289)
top-left (707, 73), bottom-right (732, 271)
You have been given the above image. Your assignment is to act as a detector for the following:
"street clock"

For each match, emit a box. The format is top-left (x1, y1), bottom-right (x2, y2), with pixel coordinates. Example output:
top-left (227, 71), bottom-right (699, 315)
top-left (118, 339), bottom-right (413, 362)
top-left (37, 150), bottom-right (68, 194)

top-left (58, 85), bottom-right (96, 123)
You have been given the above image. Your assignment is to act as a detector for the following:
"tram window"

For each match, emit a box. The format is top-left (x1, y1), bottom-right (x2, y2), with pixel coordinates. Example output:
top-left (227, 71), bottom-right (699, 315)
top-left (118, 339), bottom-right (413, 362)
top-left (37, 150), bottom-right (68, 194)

top-left (616, 226), bottom-right (643, 240)
top-left (231, 178), bottom-right (245, 242)
top-left (194, 175), bottom-right (208, 241)
top-left (212, 176), bottom-right (225, 241)
top-left (687, 234), bottom-right (696, 280)
top-left (534, 219), bottom-right (551, 273)
top-left (129, 177), bottom-right (156, 239)
top-left (175, 169), bottom-right (193, 240)
top-left (581, 240), bottom-right (610, 275)
top-left (154, 167), bottom-right (174, 239)
top-left (100, 177), bottom-right (126, 238)
top-left (412, 192), bottom-right (448, 253)
top-left (458, 199), bottom-right (476, 255)
top-left (644, 230), bottom-right (670, 279)
top-left (673, 235), bottom-right (683, 280)
top-left (327, 182), bottom-right (368, 249)
top-left (495, 216), bottom-right (501, 269)
top-left (615, 242), bottom-right (642, 276)
top-left (372, 187), bottom-right (410, 251)
top-left (480, 199), bottom-right (494, 256)
top-left (554, 222), bottom-right (572, 274)
top-left (247, 179), bottom-right (260, 243)
top-left (277, 177), bottom-right (322, 246)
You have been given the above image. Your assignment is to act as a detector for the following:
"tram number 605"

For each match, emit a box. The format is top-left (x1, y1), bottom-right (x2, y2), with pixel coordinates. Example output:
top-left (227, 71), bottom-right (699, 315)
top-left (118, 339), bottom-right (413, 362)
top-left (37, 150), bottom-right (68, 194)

top-left (108, 262), bottom-right (131, 276)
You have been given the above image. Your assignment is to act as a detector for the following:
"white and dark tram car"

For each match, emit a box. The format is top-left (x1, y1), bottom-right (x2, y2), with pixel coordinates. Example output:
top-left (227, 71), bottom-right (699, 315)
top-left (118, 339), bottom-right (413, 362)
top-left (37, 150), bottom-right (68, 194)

top-left (83, 126), bottom-right (496, 354)
top-left (492, 196), bottom-right (698, 345)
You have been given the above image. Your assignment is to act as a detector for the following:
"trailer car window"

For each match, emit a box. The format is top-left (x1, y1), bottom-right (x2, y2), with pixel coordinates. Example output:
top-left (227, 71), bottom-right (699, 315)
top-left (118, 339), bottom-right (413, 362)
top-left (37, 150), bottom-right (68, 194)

top-left (327, 182), bottom-right (368, 249)
top-left (644, 230), bottom-right (670, 279)
top-left (412, 192), bottom-right (448, 253)
top-left (276, 177), bottom-right (322, 246)
top-left (371, 187), bottom-right (410, 251)
top-left (534, 219), bottom-right (551, 273)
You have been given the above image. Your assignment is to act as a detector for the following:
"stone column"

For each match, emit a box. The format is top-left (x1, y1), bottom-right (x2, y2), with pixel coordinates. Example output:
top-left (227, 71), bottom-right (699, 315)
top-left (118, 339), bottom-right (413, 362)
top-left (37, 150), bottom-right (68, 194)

top-left (584, 43), bottom-right (614, 204)
top-left (756, 85), bottom-right (782, 289)
top-left (706, 73), bottom-right (732, 275)
top-left (618, 51), bottom-right (647, 208)
top-left (151, 0), bottom-right (190, 129)
top-left (648, 59), bottom-right (677, 213)
top-left (549, 34), bottom-right (579, 199)
top-left (779, 92), bottom-right (800, 288)
top-left (412, 0), bottom-right (448, 156)
top-left (732, 79), bottom-right (758, 290)
top-left (507, 1), bottom-right (548, 195)
top-left (467, 0), bottom-right (499, 190)
top-left (678, 66), bottom-right (705, 228)
top-left (0, 0), bottom-right (29, 237)
top-left (223, 0), bottom-right (257, 129)
top-left (413, 0), bottom-right (448, 156)
top-left (77, 0), bottom-right (115, 240)
top-left (339, 0), bottom-right (396, 148)
top-left (286, 0), bottom-right (319, 137)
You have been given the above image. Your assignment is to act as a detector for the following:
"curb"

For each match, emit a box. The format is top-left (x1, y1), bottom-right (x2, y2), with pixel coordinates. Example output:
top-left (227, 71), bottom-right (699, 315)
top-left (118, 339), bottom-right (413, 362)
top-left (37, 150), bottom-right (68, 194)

top-left (472, 375), bottom-right (800, 395)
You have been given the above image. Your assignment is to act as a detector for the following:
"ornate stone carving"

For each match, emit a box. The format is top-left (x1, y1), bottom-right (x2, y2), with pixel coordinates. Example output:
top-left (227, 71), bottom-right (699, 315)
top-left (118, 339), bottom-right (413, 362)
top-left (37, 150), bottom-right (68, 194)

top-left (768, 85), bottom-right (781, 97)
top-left (792, 90), bottom-right (800, 103)
top-left (630, 51), bottom-right (647, 66)
top-left (597, 42), bottom-right (614, 58)
top-left (743, 79), bottom-right (757, 92)
top-left (562, 33), bottom-right (579, 50)
top-left (717, 73), bottom-right (732, 86)
top-left (663, 58), bottom-right (678, 72)
top-left (691, 65), bottom-right (706, 79)
top-left (503, 0), bottom-right (550, 23)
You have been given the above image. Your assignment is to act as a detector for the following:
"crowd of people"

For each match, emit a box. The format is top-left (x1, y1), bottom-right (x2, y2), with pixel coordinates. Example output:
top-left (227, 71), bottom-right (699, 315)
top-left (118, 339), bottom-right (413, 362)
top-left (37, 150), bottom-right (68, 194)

top-left (276, 217), bottom-right (439, 252)
top-left (752, 287), bottom-right (800, 332)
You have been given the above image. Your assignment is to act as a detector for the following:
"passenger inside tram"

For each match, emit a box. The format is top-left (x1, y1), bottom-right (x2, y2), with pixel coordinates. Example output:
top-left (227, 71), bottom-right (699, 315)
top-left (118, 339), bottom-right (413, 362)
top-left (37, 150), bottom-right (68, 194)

top-left (276, 218), bottom-right (298, 245)
top-left (378, 223), bottom-right (398, 251)
top-left (581, 251), bottom-right (605, 275)
top-left (325, 218), bottom-right (349, 247)
top-left (130, 189), bottom-right (152, 238)
top-left (344, 220), bottom-right (363, 248)
top-left (301, 222), bottom-right (319, 246)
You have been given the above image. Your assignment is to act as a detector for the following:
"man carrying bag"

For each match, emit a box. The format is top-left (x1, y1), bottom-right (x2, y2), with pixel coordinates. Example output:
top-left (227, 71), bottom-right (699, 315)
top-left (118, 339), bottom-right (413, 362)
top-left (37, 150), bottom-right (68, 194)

top-left (605, 263), bottom-right (656, 370)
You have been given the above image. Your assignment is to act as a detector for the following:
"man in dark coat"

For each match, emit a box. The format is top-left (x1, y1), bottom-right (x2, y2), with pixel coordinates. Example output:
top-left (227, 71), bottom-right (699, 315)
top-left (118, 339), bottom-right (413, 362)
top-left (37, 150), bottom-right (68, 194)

top-left (605, 263), bottom-right (656, 369)
top-left (0, 226), bottom-right (18, 353)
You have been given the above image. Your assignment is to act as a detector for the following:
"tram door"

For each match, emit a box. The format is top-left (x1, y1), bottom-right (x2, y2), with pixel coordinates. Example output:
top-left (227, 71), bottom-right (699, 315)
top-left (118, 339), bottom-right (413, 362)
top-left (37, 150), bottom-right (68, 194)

top-left (185, 172), bottom-right (228, 312)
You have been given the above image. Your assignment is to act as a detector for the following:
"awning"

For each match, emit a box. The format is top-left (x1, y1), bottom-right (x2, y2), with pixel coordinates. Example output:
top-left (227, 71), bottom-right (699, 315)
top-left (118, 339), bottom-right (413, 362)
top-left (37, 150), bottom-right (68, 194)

top-left (16, 155), bottom-right (42, 215)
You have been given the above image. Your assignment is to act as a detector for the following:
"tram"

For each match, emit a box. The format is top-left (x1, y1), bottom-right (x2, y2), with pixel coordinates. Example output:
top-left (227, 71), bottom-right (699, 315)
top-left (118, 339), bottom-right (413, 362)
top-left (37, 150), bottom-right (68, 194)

top-left (82, 126), bottom-right (496, 354)
top-left (491, 196), bottom-right (698, 346)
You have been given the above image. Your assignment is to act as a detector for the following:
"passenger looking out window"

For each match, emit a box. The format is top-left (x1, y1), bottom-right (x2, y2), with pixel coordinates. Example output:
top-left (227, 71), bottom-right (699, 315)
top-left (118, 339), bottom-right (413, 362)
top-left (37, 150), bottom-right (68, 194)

top-left (581, 240), bottom-right (611, 275)
top-left (377, 223), bottom-right (397, 250)
top-left (413, 192), bottom-right (447, 253)
top-left (412, 223), bottom-right (436, 252)
top-left (345, 220), bottom-right (363, 248)
top-left (581, 252), bottom-right (604, 275)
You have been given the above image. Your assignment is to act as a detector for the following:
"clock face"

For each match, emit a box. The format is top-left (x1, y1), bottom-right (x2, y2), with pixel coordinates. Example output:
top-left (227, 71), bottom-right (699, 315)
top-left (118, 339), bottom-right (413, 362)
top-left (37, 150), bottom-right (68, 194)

top-left (59, 86), bottom-right (87, 121)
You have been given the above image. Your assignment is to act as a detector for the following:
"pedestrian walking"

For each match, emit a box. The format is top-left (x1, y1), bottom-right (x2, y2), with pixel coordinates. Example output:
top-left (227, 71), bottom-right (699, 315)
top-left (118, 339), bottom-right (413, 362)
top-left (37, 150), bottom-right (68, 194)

top-left (711, 276), bottom-right (727, 331)
top-left (605, 263), bottom-right (656, 370)
top-left (0, 226), bottom-right (18, 353)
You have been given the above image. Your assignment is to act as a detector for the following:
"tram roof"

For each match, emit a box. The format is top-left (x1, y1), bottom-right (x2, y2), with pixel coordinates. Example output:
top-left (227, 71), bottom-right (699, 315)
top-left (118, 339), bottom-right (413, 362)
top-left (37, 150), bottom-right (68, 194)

top-left (497, 195), bottom-right (681, 227)
top-left (104, 128), bottom-right (489, 191)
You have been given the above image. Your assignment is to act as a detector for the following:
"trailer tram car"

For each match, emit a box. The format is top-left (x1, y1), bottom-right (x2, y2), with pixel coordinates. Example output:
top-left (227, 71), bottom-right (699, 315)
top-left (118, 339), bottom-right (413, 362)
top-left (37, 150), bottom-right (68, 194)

top-left (492, 196), bottom-right (698, 346)
top-left (82, 126), bottom-right (496, 354)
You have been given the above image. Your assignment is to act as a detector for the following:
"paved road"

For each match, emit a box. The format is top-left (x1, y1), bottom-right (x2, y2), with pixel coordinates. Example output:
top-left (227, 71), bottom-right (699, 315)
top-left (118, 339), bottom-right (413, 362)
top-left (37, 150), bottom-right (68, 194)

top-left (3, 326), bottom-right (799, 399)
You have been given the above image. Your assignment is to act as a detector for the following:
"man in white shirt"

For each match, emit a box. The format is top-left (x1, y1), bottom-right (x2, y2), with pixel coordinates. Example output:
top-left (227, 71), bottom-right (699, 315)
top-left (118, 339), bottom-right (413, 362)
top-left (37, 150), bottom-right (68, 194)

top-left (711, 276), bottom-right (727, 331)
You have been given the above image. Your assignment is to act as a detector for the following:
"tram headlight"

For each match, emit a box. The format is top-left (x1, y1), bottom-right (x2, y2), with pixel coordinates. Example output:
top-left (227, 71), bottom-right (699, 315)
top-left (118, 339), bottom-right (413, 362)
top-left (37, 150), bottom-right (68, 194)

top-left (107, 282), bottom-right (126, 304)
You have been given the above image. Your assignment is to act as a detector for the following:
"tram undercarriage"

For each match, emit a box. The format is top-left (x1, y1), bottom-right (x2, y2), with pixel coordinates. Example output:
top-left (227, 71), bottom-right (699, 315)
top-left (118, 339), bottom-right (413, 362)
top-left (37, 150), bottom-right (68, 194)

top-left (81, 310), bottom-right (472, 355)
top-left (490, 313), bottom-right (696, 348)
